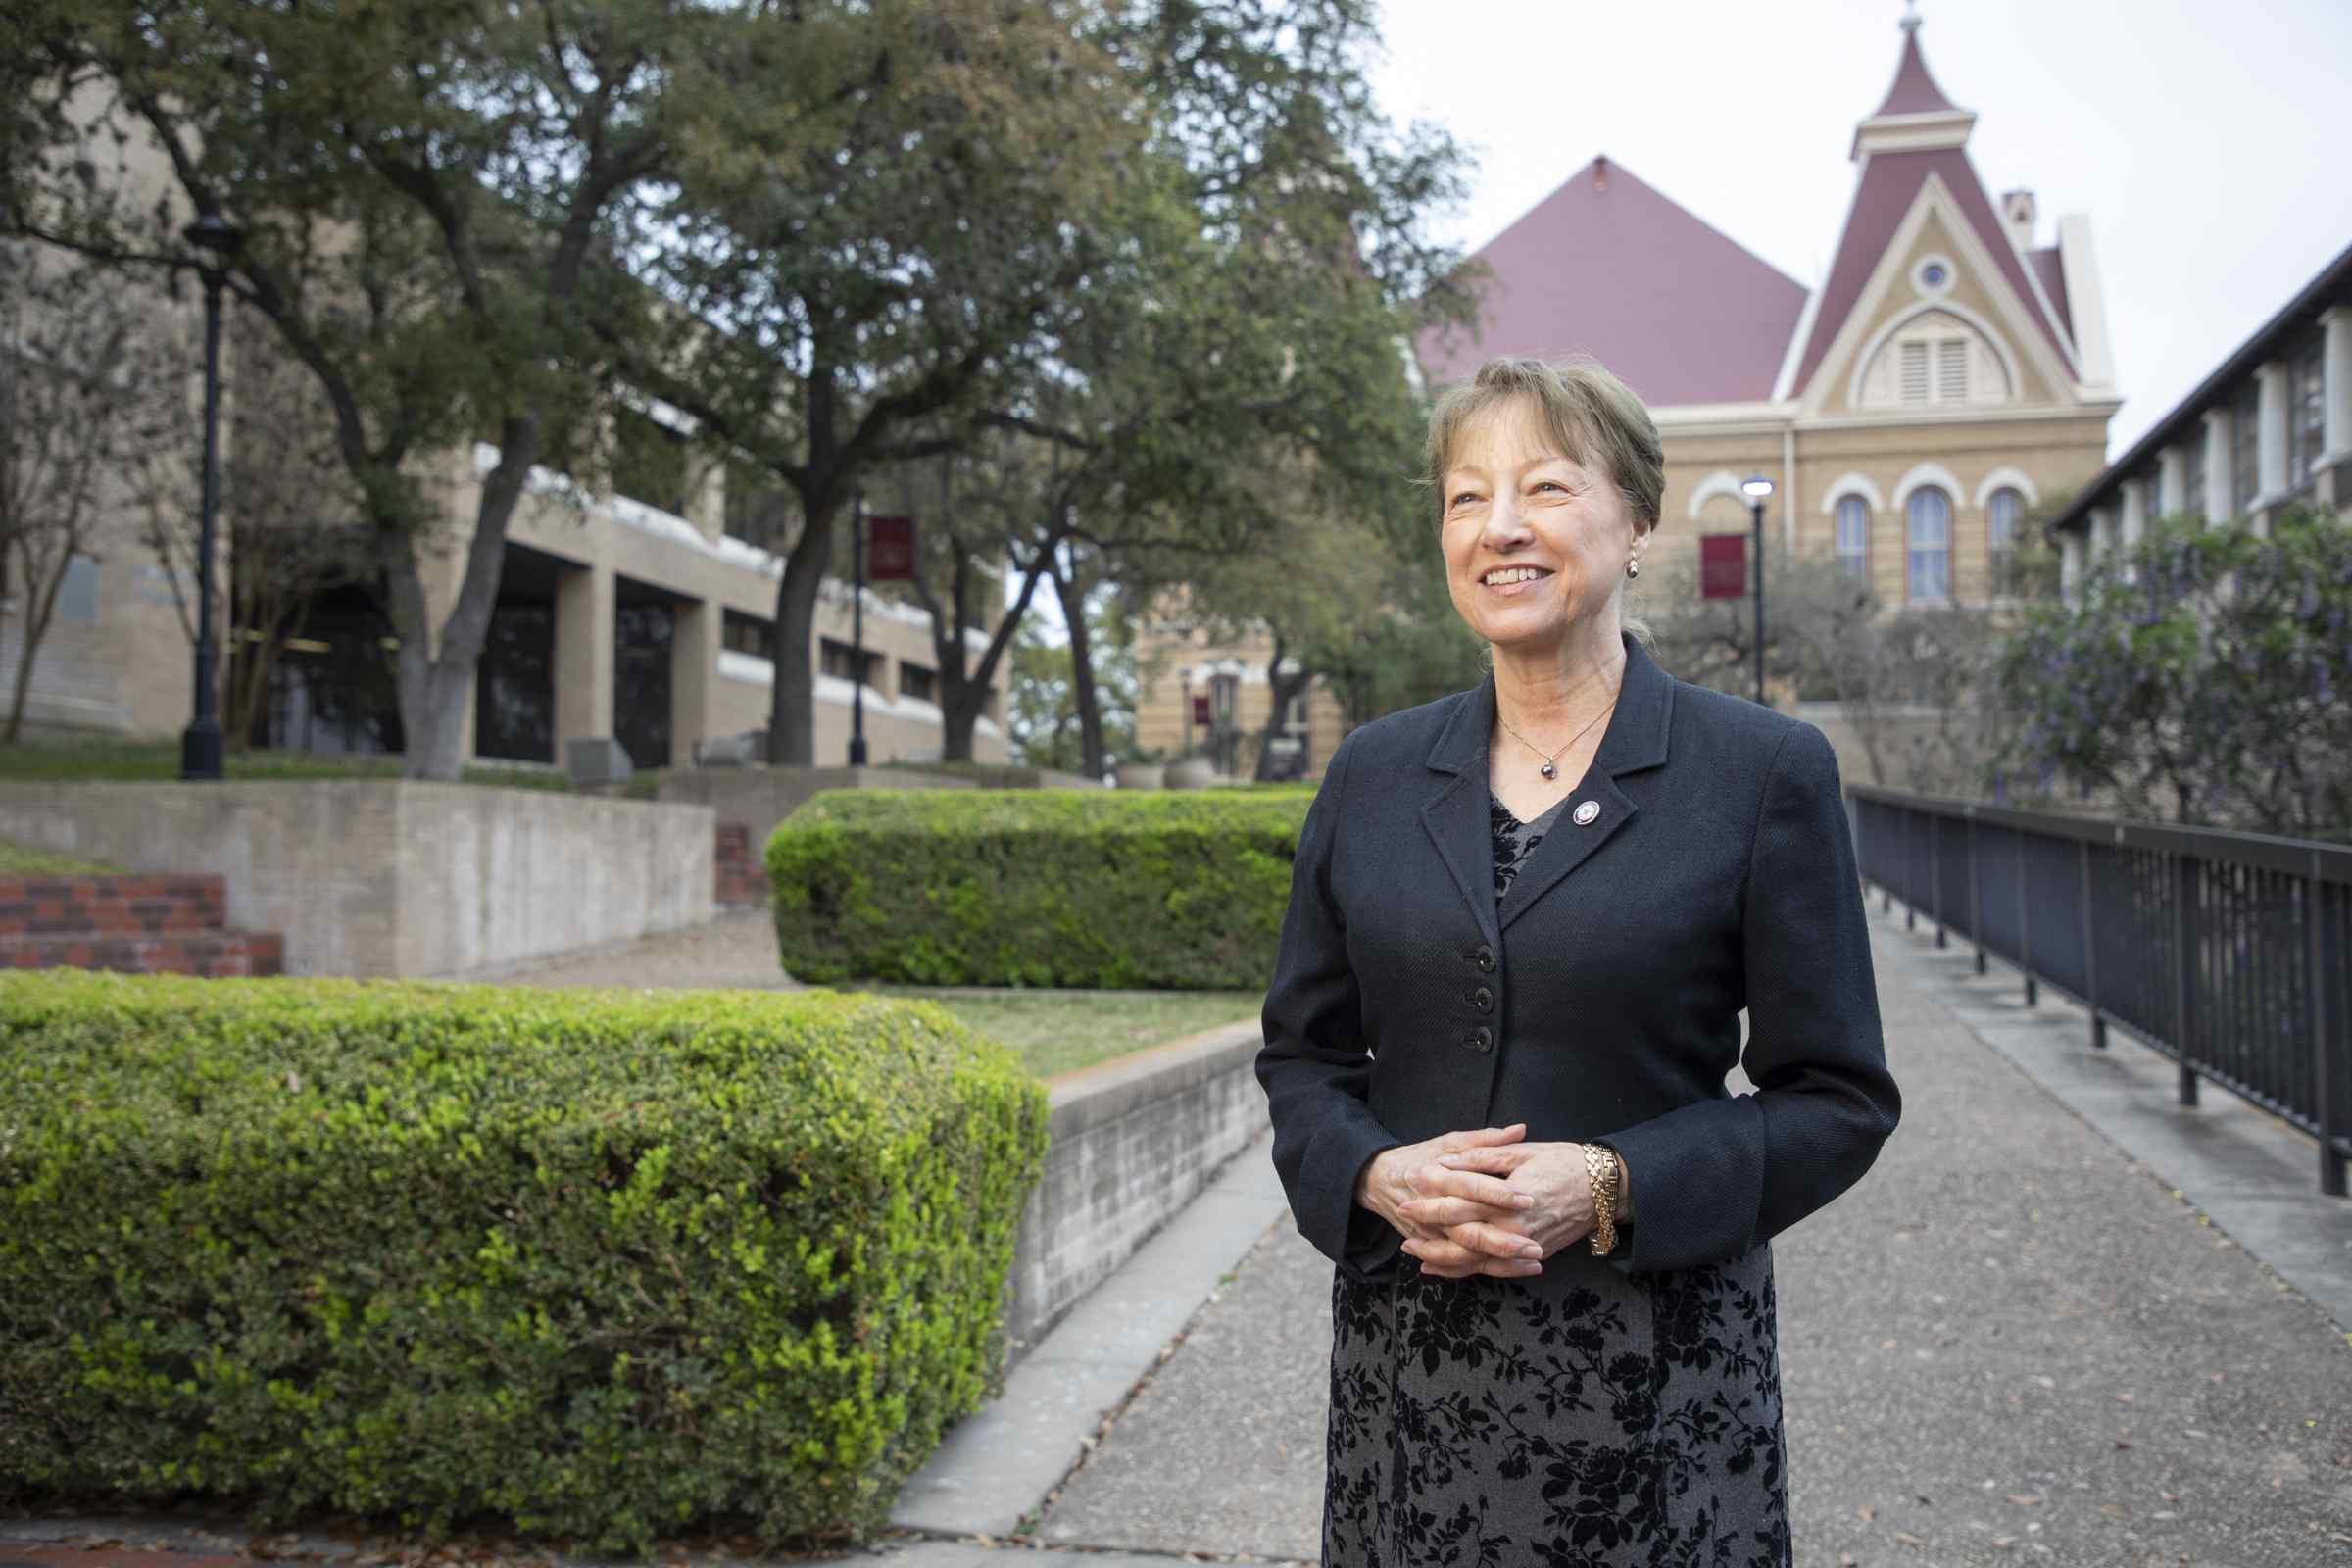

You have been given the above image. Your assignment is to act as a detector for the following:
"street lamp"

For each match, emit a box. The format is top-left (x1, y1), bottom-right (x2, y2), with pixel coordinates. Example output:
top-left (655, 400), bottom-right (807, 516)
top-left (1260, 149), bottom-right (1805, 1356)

top-left (1741, 474), bottom-right (1774, 708)
top-left (180, 212), bottom-right (243, 781)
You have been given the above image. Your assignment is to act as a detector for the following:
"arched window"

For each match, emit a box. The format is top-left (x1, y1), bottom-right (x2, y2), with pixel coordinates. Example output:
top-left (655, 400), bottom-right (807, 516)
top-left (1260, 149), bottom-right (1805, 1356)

top-left (1907, 487), bottom-right (1952, 602)
top-left (1834, 495), bottom-right (1870, 583)
top-left (1986, 487), bottom-right (2024, 598)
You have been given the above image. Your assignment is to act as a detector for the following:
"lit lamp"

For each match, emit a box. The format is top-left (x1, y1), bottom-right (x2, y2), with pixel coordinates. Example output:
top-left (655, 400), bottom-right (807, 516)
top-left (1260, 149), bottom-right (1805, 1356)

top-left (1741, 474), bottom-right (1774, 708)
top-left (181, 212), bottom-right (244, 780)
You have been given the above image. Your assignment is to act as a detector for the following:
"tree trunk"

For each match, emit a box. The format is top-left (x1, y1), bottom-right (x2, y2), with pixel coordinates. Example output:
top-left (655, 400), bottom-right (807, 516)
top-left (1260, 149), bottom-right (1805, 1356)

top-left (766, 497), bottom-right (834, 767)
top-left (1254, 631), bottom-right (1311, 783)
top-left (1052, 543), bottom-right (1106, 776)
top-left (2, 540), bottom-right (69, 746)
top-left (375, 426), bottom-right (534, 780)
top-left (925, 530), bottom-right (1054, 767)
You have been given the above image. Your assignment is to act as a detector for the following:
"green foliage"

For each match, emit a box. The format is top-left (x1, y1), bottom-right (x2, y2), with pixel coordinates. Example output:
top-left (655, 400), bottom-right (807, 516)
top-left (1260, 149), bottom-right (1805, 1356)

top-left (1992, 507), bottom-right (2352, 838)
top-left (0, 972), bottom-right (1050, 1553)
top-left (0, 737), bottom-right (614, 793)
top-left (0, 839), bottom-right (121, 875)
top-left (768, 789), bottom-right (1313, 988)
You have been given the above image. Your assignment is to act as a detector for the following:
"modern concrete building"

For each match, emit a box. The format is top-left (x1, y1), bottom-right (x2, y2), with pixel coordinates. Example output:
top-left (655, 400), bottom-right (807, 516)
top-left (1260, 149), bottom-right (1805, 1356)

top-left (2048, 239), bottom-right (2351, 591)
top-left (1135, 12), bottom-right (2121, 778)
top-left (0, 106), bottom-right (1010, 773)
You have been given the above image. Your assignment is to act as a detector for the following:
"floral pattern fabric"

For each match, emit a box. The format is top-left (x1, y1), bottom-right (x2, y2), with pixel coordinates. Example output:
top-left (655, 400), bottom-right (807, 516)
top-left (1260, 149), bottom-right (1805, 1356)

top-left (1316, 794), bottom-right (1792, 1567)
top-left (1489, 794), bottom-right (1567, 900)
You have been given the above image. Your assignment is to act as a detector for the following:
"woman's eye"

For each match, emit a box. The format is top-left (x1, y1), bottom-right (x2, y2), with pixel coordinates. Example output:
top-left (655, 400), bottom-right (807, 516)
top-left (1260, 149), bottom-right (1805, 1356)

top-left (1449, 491), bottom-right (1481, 509)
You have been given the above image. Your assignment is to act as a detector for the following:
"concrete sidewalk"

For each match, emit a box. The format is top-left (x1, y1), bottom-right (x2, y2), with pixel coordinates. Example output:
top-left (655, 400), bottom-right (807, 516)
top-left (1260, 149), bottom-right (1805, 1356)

top-left (9, 900), bottom-right (2352, 1567)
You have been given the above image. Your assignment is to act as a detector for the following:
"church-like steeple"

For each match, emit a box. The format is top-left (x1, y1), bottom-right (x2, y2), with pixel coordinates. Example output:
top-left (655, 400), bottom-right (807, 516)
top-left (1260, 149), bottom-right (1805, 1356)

top-left (1850, 7), bottom-right (1975, 161)
top-left (1785, 5), bottom-right (2083, 401)
top-left (1870, 4), bottom-right (1960, 118)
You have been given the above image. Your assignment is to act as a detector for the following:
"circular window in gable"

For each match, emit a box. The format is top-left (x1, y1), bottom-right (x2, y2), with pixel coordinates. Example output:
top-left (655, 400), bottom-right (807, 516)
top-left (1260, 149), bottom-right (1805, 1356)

top-left (1914, 255), bottom-right (1956, 297)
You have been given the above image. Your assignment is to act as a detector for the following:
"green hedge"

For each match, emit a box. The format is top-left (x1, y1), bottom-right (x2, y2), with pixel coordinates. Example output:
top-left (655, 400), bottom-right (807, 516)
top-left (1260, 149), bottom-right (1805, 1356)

top-left (766, 788), bottom-right (1314, 988)
top-left (0, 971), bottom-right (1050, 1553)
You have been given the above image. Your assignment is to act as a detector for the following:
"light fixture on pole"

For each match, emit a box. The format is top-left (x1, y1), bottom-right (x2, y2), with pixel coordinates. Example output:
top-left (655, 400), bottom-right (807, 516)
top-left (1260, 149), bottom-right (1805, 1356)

top-left (180, 212), bottom-right (243, 781)
top-left (1741, 474), bottom-right (1775, 708)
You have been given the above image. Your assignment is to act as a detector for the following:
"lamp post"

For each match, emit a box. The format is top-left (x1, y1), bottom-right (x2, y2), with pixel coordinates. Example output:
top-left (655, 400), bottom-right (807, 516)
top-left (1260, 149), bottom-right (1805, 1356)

top-left (1741, 474), bottom-right (1774, 708)
top-left (180, 213), bottom-right (243, 781)
top-left (848, 487), bottom-right (868, 767)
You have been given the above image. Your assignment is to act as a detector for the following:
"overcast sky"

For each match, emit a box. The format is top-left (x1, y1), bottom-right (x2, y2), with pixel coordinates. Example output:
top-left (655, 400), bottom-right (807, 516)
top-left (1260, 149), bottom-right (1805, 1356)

top-left (1368, 0), bottom-right (2352, 454)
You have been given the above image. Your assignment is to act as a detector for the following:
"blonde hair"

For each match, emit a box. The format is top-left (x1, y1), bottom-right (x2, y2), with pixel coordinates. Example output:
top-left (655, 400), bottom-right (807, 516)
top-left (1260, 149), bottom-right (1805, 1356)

top-left (1425, 355), bottom-right (1665, 530)
top-left (1425, 355), bottom-right (1665, 645)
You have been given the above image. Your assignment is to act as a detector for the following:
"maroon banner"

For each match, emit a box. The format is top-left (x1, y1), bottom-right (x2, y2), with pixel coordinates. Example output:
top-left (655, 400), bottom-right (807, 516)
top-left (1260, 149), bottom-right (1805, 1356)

top-left (867, 514), bottom-right (916, 581)
top-left (1192, 694), bottom-right (1212, 726)
top-left (1699, 533), bottom-right (1747, 601)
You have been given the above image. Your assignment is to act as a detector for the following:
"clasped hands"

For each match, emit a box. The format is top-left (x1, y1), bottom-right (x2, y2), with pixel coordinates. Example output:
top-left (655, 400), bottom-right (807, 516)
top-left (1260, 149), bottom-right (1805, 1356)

top-left (1354, 1122), bottom-right (1606, 1278)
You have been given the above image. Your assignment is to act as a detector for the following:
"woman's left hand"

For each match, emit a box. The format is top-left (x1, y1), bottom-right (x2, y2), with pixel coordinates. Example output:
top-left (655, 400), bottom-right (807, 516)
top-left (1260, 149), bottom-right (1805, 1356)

top-left (1396, 1141), bottom-right (1597, 1278)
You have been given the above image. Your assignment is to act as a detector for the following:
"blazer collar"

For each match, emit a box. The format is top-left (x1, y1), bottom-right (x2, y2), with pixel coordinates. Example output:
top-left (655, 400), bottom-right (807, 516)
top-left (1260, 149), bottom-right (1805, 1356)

top-left (1424, 631), bottom-right (1676, 779)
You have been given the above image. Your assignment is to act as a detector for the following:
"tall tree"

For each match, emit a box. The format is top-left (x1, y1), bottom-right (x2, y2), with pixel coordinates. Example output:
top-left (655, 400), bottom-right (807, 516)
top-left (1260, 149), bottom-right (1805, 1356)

top-left (8, 1), bottom-right (723, 775)
top-left (0, 244), bottom-right (181, 743)
top-left (1993, 507), bottom-right (2352, 837)
top-left (614, 0), bottom-right (1137, 765)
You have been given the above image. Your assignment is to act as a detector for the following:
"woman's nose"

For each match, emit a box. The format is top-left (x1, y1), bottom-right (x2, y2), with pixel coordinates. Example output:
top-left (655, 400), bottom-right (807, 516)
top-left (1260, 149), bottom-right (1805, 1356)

top-left (1482, 496), bottom-right (1534, 546)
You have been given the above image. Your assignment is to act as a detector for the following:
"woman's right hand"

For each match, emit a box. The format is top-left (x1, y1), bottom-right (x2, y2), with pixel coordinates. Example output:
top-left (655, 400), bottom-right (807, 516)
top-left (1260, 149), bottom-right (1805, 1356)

top-left (1354, 1122), bottom-right (1545, 1278)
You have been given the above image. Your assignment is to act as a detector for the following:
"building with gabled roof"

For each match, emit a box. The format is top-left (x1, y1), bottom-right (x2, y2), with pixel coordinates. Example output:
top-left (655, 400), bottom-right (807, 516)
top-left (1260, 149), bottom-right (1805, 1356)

top-left (1415, 10), bottom-right (2119, 612)
top-left (1134, 11), bottom-right (2122, 781)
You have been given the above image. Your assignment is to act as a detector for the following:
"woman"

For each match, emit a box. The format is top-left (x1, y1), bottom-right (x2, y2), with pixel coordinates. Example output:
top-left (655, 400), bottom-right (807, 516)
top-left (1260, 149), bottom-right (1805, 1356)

top-left (1257, 356), bottom-right (1900, 1567)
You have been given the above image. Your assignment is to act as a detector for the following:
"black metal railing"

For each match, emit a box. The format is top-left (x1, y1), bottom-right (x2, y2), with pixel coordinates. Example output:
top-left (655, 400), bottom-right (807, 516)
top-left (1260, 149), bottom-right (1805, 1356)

top-left (1847, 784), bottom-right (2350, 1197)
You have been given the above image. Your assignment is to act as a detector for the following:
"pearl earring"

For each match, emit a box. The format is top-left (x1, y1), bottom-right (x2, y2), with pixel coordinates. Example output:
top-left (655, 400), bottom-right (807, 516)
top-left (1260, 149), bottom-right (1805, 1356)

top-left (1625, 556), bottom-right (1641, 579)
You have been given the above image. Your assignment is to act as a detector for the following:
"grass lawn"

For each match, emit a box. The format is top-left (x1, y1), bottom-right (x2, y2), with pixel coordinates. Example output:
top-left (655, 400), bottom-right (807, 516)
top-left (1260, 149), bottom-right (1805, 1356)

top-left (866, 986), bottom-right (1263, 1079)
top-left (0, 737), bottom-right (659, 795)
top-left (0, 839), bottom-right (123, 876)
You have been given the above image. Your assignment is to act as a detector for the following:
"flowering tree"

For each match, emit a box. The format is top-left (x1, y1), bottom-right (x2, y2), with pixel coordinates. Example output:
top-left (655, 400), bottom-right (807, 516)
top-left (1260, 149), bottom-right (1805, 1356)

top-left (1992, 508), bottom-right (2352, 839)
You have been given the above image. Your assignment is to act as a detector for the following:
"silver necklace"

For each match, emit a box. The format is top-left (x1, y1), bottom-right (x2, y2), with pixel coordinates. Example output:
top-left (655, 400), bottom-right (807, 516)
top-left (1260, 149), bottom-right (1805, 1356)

top-left (1496, 690), bottom-right (1618, 780)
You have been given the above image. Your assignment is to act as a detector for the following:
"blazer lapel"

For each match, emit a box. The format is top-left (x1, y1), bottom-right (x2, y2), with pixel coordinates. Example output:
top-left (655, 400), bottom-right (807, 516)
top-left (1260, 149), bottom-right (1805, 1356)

top-left (1496, 633), bottom-right (1678, 934)
top-left (1420, 674), bottom-right (1501, 956)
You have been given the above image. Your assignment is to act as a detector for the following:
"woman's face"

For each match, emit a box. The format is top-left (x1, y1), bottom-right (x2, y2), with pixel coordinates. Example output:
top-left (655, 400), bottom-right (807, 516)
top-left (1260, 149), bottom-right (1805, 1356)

top-left (1439, 398), bottom-right (1642, 657)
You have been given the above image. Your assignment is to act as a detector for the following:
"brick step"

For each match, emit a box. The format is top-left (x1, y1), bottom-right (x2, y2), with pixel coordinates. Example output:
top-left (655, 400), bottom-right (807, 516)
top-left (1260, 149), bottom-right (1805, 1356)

top-left (714, 822), bottom-right (767, 907)
top-left (0, 874), bottom-right (226, 937)
top-left (0, 928), bottom-right (284, 978)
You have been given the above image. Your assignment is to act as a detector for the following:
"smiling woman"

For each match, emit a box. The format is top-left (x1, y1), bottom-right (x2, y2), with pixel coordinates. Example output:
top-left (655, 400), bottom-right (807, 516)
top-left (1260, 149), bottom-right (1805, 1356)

top-left (1258, 355), bottom-right (1898, 1566)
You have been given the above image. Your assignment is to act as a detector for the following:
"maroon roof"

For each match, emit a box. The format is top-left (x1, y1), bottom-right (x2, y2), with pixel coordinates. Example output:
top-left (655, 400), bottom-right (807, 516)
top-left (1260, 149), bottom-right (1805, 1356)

top-left (1788, 146), bottom-right (2075, 397)
top-left (1415, 156), bottom-right (1808, 408)
top-left (2028, 245), bottom-right (2071, 337)
top-left (1870, 26), bottom-right (1960, 117)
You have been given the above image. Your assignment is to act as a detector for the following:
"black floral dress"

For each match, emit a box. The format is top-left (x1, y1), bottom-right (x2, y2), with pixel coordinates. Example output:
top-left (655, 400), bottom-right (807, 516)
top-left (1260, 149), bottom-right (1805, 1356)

top-left (1318, 795), bottom-right (1790, 1568)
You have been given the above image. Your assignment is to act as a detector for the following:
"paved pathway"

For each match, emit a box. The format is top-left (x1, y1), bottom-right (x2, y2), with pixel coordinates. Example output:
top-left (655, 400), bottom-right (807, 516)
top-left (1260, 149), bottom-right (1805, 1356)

top-left (1009, 907), bottom-right (2352, 1567)
top-left (10, 902), bottom-right (2351, 1568)
top-left (482, 907), bottom-right (790, 990)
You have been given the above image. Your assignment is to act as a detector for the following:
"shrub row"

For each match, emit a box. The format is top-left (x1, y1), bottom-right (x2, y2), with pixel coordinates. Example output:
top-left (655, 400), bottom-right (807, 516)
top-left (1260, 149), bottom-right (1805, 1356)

top-left (0, 970), bottom-right (1050, 1553)
top-left (767, 788), bottom-right (1314, 988)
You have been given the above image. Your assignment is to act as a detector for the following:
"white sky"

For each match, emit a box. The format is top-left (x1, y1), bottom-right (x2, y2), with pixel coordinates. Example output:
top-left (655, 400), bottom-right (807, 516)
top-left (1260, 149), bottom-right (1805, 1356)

top-left (1367, 0), bottom-right (2352, 454)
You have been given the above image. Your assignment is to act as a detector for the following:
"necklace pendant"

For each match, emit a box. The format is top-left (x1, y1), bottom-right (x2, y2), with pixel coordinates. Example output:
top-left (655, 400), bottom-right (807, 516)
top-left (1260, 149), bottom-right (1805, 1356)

top-left (1540, 760), bottom-right (1556, 780)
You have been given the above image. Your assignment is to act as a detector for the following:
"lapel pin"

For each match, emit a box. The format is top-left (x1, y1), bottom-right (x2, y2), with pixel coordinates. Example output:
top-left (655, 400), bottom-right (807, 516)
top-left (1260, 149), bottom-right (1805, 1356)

top-left (1572, 800), bottom-right (1600, 826)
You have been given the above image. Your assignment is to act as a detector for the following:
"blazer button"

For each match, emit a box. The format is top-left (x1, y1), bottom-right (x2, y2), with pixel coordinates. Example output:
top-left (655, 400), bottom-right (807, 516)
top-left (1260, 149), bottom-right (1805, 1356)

top-left (1466, 1025), bottom-right (1493, 1054)
top-left (1472, 944), bottom-right (1495, 973)
top-left (1468, 984), bottom-right (1494, 1013)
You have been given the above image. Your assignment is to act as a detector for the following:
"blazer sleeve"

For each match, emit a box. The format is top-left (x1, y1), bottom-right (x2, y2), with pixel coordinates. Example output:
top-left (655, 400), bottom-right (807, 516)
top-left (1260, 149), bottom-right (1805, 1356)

top-left (1596, 721), bottom-right (1901, 1273)
top-left (1255, 729), bottom-right (1408, 1284)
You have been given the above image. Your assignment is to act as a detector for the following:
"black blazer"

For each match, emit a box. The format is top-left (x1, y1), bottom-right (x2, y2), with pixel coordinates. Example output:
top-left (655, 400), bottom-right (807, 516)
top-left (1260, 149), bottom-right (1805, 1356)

top-left (1257, 631), bottom-right (1900, 1283)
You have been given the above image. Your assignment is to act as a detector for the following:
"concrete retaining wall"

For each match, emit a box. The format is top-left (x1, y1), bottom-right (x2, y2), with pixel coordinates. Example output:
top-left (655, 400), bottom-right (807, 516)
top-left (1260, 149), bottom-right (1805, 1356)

top-left (0, 781), bottom-right (713, 978)
top-left (657, 765), bottom-right (971, 856)
top-left (1005, 1019), bottom-right (1270, 1356)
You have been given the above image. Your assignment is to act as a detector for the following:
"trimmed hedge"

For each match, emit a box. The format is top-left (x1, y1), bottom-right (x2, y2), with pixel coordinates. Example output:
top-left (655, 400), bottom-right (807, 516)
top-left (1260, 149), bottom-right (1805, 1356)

top-left (767, 788), bottom-right (1314, 988)
top-left (0, 971), bottom-right (1050, 1553)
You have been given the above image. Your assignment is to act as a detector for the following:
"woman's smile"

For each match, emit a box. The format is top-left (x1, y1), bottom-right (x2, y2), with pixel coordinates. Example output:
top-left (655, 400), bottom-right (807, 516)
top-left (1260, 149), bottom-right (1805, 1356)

top-left (1479, 564), bottom-right (1554, 597)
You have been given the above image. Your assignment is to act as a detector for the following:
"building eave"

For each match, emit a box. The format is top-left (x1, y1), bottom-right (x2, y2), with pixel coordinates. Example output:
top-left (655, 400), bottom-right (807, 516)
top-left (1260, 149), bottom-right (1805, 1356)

top-left (2049, 238), bottom-right (2352, 536)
